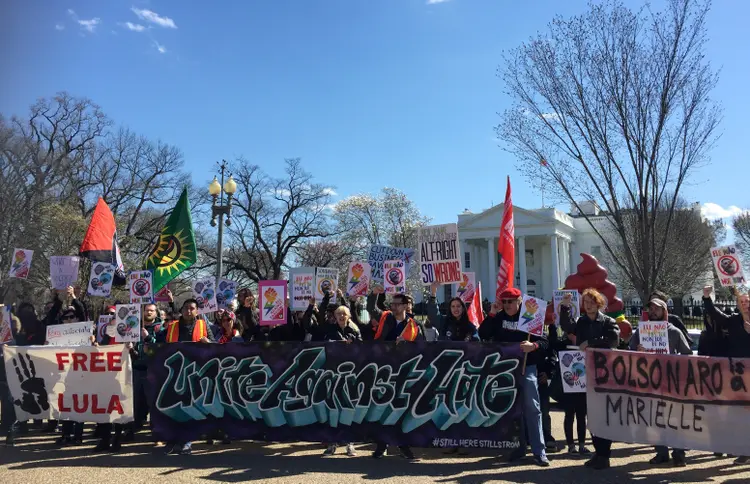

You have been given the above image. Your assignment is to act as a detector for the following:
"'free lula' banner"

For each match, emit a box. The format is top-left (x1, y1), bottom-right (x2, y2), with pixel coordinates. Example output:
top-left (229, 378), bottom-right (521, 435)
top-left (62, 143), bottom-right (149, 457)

top-left (587, 349), bottom-right (750, 457)
top-left (147, 342), bottom-right (524, 448)
top-left (3, 345), bottom-right (134, 424)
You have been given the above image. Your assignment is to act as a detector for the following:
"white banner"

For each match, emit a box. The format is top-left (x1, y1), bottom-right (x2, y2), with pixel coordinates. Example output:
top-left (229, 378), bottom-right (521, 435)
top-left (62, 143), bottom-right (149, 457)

top-left (710, 244), bottom-right (747, 287)
top-left (115, 304), bottom-right (141, 343)
top-left (558, 349), bottom-right (586, 393)
top-left (192, 278), bottom-right (218, 314)
top-left (289, 268), bottom-right (315, 311)
top-left (217, 279), bottom-right (237, 310)
top-left (1, 306), bottom-right (13, 344)
top-left (3, 345), bottom-right (133, 423)
top-left (587, 349), bottom-right (750, 457)
top-left (88, 262), bottom-right (115, 297)
top-left (50, 256), bottom-right (80, 290)
top-left (315, 268), bottom-right (339, 303)
top-left (346, 261), bottom-right (371, 297)
top-left (553, 290), bottom-right (579, 326)
top-left (455, 272), bottom-right (476, 304)
top-left (367, 245), bottom-right (415, 283)
top-left (9, 248), bottom-right (33, 279)
top-left (418, 223), bottom-right (462, 285)
top-left (383, 259), bottom-right (406, 295)
top-left (46, 321), bottom-right (94, 346)
top-left (128, 270), bottom-right (154, 305)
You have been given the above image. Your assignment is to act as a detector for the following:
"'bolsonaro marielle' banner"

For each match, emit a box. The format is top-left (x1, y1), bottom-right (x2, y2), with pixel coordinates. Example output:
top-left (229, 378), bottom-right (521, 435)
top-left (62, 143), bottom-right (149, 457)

top-left (587, 349), bottom-right (750, 457)
top-left (147, 342), bottom-right (524, 449)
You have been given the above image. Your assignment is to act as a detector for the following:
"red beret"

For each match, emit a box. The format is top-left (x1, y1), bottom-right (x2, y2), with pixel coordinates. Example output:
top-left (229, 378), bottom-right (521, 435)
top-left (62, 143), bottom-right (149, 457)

top-left (498, 288), bottom-right (522, 299)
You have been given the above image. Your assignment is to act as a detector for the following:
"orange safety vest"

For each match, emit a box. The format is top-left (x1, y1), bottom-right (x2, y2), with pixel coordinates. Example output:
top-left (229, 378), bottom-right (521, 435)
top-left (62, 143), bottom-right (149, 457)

top-left (374, 311), bottom-right (419, 342)
top-left (165, 319), bottom-right (208, 343)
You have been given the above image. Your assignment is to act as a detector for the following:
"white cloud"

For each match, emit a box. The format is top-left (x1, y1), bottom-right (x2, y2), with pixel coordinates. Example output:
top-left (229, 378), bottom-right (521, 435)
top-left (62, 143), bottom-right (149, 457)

top-left (131, 7), bottom-right (177, 29)
top-left (78, 18), bottom-right (100, 33)
top-left (322, 188), bottom-right (337, 196)
top-left (701, 202), bottom-right (744, 220)
top-left (154, 41), bottom-right (167, 54)
top-left (123, 22), bottom-right (146, 32)
top-left (67, 9), bottom-right (99, 33)
top-left (541, 112), bottom-right (560, 121)
top-left (55, 24), bottom-right (65, 31)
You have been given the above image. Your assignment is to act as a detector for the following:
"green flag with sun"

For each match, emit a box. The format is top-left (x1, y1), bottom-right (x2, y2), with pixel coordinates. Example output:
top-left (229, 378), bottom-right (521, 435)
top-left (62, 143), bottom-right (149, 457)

top-left (145, 187), bottom-right (197, 293)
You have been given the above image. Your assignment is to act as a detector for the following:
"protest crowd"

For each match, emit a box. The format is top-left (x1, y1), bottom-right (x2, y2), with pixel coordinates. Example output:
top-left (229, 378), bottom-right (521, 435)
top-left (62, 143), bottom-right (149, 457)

top-left (1, 186), bottom-right (749, 477)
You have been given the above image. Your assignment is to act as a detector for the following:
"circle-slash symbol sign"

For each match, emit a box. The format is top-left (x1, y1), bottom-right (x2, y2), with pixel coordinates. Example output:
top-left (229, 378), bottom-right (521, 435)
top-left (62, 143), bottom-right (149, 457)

top-left (718, 255), bottom-right (740, 277)
top-left (387, 268), bottom-right (404, 286)
top-left (133, 278), bottom-right (151, 297)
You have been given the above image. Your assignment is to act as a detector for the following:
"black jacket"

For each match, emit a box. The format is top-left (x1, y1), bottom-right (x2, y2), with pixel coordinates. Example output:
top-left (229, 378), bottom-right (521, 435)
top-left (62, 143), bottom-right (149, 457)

top-left (325, 322), bottom-right (362, 342)
top-left (703, 297), bottom-right (750, 358)
top-left (479, 310), bottom-right (548, 367)
top-left (559, 306), bottom-right (619, 349)
top-left (366, 293), bottom-right (425, 342)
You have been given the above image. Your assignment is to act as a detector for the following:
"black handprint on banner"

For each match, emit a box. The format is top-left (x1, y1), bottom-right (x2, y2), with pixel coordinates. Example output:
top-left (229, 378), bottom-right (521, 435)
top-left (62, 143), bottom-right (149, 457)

top-left (13, 353), bottom-right (50, 415)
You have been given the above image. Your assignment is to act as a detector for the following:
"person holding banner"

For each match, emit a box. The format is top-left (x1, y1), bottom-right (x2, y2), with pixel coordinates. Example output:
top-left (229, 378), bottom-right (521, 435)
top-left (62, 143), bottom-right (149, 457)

top-left (628, 297), bottom-right (692, 467)
top-left (322, 305), bottom-right (362, 457)
top-left (560, 289), bottom-right (620, 470)
top-left (54, 305), bottom-right (87, 446)
top-left (479, 287), bottom-right (550, 467)
top-left (1, 307), bottom-right (21, 446)
top-left (702, 285), bottom-right (750, 465)
top-left (367, 285), bottom-right (423, 460)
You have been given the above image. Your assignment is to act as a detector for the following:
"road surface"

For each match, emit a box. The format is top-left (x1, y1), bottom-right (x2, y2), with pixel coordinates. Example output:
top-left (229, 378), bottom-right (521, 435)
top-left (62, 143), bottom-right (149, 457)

top-left (1, 409), bottom-right (748, 484)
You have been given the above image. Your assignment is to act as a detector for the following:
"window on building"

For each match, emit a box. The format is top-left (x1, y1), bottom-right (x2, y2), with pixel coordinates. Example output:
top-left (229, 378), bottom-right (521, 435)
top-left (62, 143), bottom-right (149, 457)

top-left (464, 251), bottom-right (471, 269)
top-left (591, 246), bottom-right (602, 258)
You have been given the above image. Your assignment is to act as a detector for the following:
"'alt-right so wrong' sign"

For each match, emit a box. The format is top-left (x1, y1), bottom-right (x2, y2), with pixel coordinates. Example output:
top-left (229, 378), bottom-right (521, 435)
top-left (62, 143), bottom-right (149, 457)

top-left (586, 349), bottom-right (750, 457)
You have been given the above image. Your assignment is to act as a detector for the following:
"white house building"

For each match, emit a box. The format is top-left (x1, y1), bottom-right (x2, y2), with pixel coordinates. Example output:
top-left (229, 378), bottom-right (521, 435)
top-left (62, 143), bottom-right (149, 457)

top-left (455, 201), bottom-right (612, 302)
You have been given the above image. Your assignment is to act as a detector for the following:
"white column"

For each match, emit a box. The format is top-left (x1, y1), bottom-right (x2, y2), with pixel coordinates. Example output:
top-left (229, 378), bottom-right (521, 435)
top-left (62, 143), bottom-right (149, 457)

top-left (487, 237), bottom-right (496, 299)
top-left (518, 236), bottom-right (528, 294)
top-left (550, 235), bottom-right (560, 295)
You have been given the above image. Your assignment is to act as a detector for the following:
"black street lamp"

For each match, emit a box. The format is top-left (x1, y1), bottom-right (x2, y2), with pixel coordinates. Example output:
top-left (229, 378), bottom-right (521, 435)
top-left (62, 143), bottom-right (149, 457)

top-left (209, 160), bottom-right (237, 286)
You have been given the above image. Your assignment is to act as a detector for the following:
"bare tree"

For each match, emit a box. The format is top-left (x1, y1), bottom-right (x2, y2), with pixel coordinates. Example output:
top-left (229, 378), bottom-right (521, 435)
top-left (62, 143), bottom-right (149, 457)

top-left (602, 198), bottom-right (723, 299)
top-left (498, 0), bottom-right (721, 300)
top-left (216, 158), bottom-right (335, 282)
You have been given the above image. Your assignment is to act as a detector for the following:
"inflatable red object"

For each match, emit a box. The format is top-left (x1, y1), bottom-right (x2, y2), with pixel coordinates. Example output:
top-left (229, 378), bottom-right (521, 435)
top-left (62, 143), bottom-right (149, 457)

top-left (545, 253), bottom-right (624, 324)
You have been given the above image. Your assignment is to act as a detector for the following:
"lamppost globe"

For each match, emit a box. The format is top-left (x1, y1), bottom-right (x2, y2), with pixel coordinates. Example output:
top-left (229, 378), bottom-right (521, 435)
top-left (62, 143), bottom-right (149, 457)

top-left (224, 176), bottom-right (237, 195)
top-left (208, 177), bottom-right (221, 196)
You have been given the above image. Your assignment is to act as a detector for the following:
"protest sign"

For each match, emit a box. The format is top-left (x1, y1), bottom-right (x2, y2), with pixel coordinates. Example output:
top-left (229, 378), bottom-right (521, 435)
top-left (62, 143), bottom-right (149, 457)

top-left (192, 278), bottom-right (218, 314)
top-left (88, 262), bottom-right (115, 297)
top-left (587, 349), bottom-right (750, 457)
top-left (148, 341), bottom-right (523, 448)
top-left (559, 349), bottom-right (586, 393)
top-left (50, 256), bottom-right (80, 290)
top-left (638, 321), bottom-right (670, 354)
top-left (154, 285), bottom-right (171, 302)
top-left (115, 304), bottom-right (141, 343)
top-left (3, 345), bottom-right (133, 424)
top-left (46, 321), bottom-right (94, 346)
top-left (418, 223), bottom-right (462, 285)
top-left (346, 262), bottom-right (371, 297)
top-left (315, 268), bottom-right (339, 303)
top-left (518, 295), bottom-right (547, 336)
top-left (259, 280), bottom-right (287, 326)
top-left (455, 272), bottom-right (476, 304)
top-left (289, 268), bottom-right (315, 311)
top-left (217, 279), bottom-right (237, 310)
top-left (553, 290), bottom-right (579, 325)
top-left (367, 245), bottom-right (415, 283)
top-left (97, 315), bottom-right (115, 344)
top-left (383, 259), bottom-right (406, 294)
top-left (9, 248), bottom-right (33, 279)
top-left (710, 245), bottom-right (747, 287)
top-left (129, 270), bottom-right (154, 305)
top-left (1, 306), bottom-right (12, 344)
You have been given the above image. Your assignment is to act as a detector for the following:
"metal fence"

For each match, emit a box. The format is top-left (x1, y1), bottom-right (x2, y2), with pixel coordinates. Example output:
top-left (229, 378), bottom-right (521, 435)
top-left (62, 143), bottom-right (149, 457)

top-left (621, 299), bottom-right (739, 329)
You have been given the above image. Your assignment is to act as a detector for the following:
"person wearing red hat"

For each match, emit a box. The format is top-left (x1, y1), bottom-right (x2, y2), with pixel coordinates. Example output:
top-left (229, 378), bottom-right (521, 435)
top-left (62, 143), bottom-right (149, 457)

top-left (479, 287), bottom-right (550, 467)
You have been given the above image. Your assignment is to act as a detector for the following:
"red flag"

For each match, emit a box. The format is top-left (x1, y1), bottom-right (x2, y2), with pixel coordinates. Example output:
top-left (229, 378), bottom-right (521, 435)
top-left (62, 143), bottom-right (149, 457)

top-left (80, 198), bottom-right (126, 285)
top-left (468, 281), bottom-right (483, 327)
top-left (496, 177), bottom-right (515, 300)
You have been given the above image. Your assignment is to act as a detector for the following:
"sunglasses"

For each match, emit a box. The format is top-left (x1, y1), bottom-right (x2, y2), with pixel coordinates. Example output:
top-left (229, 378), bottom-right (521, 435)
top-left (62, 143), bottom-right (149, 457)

top-left (501, 299), bottom-right (518, 304)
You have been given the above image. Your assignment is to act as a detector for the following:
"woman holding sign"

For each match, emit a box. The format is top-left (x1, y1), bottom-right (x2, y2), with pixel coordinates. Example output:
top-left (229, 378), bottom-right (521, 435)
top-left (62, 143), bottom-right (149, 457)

top-left (559, 289), bottom-right (620, 470)
top-left (702, 286), bottom-right (750, 465)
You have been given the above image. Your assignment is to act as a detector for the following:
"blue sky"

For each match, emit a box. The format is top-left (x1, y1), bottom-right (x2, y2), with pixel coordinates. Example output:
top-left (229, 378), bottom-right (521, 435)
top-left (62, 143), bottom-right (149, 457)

top-left (1, 0), bottom-right (747, 236)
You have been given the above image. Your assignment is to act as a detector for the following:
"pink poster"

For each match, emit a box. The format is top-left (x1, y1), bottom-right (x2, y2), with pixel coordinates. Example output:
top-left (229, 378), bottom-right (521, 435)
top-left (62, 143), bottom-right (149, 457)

top-left (259, 280), bottom-right (287, 326)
